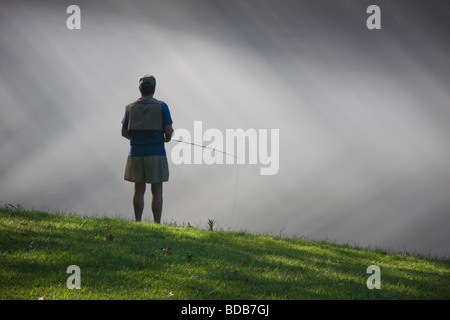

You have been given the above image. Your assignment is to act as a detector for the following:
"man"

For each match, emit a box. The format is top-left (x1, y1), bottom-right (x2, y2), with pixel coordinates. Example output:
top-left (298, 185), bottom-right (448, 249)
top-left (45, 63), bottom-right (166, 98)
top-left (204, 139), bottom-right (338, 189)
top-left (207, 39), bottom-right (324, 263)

top-left (121, 74), bottom-right (173, 223)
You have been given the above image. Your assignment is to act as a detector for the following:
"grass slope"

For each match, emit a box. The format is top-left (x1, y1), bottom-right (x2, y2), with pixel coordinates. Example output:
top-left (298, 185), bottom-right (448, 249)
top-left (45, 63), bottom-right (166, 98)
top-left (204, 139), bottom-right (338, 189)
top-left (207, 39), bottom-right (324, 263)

top-left (0, 207), bottom-right (449, 300)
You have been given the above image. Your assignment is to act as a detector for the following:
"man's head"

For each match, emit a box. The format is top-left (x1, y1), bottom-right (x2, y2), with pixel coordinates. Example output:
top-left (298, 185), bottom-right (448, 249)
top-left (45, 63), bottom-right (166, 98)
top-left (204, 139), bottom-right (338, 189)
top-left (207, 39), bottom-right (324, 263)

top-left (139, 74), bottom-right (156, 96)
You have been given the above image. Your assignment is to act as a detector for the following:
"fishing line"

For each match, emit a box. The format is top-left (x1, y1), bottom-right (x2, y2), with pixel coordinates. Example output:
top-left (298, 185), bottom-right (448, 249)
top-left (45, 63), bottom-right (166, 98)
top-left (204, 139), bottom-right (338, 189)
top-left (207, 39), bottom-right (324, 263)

top-left (169, 138), bottom-right (240, 228)
top-left (166, 161), bottom-right (183, 184)
top-left (229, 163), bottom-right (240, 229)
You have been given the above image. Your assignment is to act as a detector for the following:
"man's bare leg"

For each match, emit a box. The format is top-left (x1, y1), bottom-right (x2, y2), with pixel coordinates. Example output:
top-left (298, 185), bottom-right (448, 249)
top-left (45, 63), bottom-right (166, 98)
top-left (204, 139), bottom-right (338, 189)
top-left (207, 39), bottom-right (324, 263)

top-left (151, 182), bottom-right (163, 224)
top-left (133, 183), bottom-right (146, 222)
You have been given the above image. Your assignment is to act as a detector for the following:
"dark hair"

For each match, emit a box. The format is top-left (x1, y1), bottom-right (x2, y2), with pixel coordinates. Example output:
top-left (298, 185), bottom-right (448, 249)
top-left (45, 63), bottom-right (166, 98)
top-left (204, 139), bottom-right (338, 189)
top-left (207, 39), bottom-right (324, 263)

top-left (139, 84), bottom-right (155, 96)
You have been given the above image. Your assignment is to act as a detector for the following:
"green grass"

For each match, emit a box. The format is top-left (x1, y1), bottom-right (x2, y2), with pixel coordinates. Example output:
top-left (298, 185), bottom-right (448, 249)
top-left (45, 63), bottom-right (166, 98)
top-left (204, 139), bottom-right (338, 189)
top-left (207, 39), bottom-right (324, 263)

top-left (0, 206), bottom-right (449, 300)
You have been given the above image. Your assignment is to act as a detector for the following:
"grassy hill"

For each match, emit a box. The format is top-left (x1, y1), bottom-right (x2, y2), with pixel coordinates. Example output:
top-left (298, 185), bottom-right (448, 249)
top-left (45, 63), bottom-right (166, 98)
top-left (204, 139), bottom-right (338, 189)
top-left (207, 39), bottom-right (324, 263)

top-left (0, 206), bottom-right (449, 300)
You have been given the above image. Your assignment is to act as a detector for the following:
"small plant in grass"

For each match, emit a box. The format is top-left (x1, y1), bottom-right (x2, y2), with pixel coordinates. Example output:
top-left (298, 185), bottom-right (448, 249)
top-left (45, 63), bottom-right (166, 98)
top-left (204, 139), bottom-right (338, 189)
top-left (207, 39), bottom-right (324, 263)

top-left (207, 219), bottom-right (215, 231)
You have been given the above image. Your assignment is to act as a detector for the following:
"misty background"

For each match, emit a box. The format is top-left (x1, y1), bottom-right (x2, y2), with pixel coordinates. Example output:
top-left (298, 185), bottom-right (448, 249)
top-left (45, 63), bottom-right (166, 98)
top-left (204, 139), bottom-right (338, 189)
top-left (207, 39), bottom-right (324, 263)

top-left (1, 0), bottom-right (449, 257)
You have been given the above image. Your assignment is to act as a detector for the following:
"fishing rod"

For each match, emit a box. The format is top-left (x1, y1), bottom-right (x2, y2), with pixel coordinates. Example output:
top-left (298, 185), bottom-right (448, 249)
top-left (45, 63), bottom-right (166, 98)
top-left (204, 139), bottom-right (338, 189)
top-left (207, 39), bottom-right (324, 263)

top-left (169, 138), bottom-right (240, 228)
top-left (171, 138), bottom-right (239, 159)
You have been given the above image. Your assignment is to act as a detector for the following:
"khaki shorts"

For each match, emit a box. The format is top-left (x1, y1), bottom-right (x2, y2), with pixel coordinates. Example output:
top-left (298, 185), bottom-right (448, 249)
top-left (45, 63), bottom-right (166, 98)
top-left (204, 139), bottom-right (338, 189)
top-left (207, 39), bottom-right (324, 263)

top-left (124, 155), bottom-right (169, 183)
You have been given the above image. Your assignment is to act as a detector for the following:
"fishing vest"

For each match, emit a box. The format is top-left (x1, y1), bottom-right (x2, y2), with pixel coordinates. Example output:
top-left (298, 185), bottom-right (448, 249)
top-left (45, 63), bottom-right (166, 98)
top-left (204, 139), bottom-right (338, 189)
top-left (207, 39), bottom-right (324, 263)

top-left (125, 96), bottom-right (163, 131)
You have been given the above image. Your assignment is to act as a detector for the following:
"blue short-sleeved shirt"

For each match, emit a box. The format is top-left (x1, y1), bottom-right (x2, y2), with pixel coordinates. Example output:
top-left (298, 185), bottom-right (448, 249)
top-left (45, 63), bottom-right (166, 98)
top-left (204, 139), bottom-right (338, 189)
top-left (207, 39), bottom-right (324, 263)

top-left (122, 100), bottom-right (173, 156)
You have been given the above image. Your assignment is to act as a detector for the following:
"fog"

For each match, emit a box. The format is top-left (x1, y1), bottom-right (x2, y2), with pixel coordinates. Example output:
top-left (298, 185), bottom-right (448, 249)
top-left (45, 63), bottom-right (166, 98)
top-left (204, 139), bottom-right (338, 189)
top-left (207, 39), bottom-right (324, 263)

top-left (1, 0), bottom-right (449, 257)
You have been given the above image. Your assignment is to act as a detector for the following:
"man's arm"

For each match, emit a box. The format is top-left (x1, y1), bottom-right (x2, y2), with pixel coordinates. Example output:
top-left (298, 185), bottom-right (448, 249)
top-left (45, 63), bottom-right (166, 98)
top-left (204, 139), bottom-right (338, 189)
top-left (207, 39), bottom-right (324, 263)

top-left (164, 125), bottom-right (174, 142)
top-left (122, 127), bottom-right (130, 140)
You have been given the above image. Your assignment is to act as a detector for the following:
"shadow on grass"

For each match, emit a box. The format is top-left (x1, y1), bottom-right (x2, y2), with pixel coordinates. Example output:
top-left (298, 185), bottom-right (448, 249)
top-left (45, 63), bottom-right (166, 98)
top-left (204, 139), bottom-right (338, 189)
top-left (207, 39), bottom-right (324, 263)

top-left (1, 208), bottom-right (449, 299)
